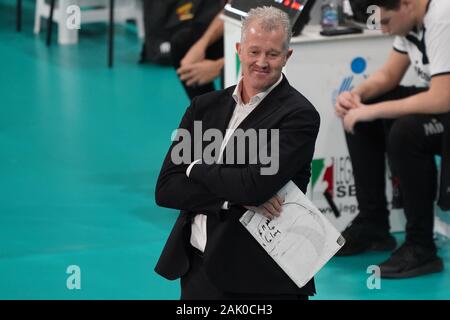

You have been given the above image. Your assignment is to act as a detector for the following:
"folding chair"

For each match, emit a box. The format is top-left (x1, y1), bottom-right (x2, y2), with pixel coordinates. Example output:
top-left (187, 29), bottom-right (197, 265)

top-left (46, 0), bottom-right (115, 68)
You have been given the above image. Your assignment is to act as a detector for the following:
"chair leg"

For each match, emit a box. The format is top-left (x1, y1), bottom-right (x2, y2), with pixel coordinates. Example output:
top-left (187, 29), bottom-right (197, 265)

top-left (34, 0), bottom-right (43, 34)
top-left (135, 0), bottom-right (145, 39)
top-left (46, 0), bottom-right (56, 46)
top-left (108, 0), bottom-right (115, 68)
top-left (16, 0), bottom-right (22, 32)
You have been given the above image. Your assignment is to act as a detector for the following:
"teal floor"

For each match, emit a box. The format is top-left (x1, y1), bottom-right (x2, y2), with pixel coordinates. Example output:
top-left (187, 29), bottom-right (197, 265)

top-left (1, 0), bottom-right (449, 300)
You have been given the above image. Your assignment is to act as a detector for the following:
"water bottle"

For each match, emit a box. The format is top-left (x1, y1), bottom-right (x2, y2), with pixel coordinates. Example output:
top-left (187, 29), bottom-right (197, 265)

top-left (321, 0), bottom-right (339, 30)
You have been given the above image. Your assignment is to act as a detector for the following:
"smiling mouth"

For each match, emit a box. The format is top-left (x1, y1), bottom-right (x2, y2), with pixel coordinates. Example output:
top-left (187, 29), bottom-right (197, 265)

top-left (252, 69), bottom-right (269, 74)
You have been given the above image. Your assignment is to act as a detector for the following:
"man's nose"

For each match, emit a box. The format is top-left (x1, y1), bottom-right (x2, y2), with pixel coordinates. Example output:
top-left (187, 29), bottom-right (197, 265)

top-left (256, 55), bottom-right (268, 68)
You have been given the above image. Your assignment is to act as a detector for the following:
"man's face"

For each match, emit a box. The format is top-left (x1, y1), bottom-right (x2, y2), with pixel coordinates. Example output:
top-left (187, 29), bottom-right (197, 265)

top-left (236, 22), bottom-right (292, 94)
top-left (379, 2), bottom-right (416, 36)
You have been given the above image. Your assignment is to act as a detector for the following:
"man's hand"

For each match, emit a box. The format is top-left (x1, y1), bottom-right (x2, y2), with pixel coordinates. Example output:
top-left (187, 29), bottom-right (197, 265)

top-left (343, 104), bottom-right (377, 134)
top-left (180, 41), bottom-right (207, 66)
top-left (335, 91), bottom-right (362, 118)
top-left (177, 59), bottom-right (222, 87)
top-left (244, 195), bottom-right (285, 220)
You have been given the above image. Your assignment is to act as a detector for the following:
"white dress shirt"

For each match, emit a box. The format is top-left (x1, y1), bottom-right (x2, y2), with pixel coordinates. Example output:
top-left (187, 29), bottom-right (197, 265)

top-left (187, 75), bottom-right (283, 252)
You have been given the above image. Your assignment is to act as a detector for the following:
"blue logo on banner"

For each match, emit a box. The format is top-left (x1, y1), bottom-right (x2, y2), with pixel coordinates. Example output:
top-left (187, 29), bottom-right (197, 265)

top-left (332, 57), bottom-right (367, 107)
top-left (351, 57), bottom-right (367, 74)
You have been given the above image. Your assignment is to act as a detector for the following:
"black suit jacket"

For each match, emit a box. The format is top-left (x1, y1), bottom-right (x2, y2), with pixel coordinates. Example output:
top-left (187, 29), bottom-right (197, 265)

top-left (154, 76), bottom-right (320, 295)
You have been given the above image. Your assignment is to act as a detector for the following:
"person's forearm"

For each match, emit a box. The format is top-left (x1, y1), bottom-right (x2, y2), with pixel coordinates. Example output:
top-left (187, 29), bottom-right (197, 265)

top-left (188, 109), bottom-right (320, 206)
top-left (370, 90), bottom-right (450, 119)
top-left (155, 100), bottom-right (225, 215)
top-left (352, 50), bottom-right (410, 103)
top-left (352, 69), bottom-right (399, 102)
top-left (215, 57), bottom-right (224, 69)
top-left (197, 12), bottom-right (224, 48)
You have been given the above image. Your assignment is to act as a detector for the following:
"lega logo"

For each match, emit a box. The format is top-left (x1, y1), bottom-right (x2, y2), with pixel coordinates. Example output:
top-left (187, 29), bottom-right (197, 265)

top-left (311, 158), bottom-right (334, 200)
top-left (311, 157), bottom-right (357, 216)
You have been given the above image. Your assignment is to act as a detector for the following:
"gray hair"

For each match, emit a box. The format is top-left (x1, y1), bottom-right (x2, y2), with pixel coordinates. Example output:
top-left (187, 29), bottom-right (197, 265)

top-left (241, 6), bottom-right (292, 51)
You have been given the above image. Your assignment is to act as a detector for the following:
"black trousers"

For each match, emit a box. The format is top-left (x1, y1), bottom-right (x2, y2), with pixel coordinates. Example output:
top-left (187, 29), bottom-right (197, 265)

top-left (170, 23), bottom-right (224, 101)
top-left (346, 86), bottom-right (450, 248)
top-left (180, 246), bottom-right (309, 300)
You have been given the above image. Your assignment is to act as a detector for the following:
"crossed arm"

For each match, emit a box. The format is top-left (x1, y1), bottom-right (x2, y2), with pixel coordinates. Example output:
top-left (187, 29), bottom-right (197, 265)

top-left (155, 101), bottom-right (225, 215)
top-left (155, 99), bottom-right (320, 216)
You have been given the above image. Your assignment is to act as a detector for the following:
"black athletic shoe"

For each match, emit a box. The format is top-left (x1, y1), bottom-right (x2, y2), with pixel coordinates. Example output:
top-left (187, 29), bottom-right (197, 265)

top-left (336, 221), bottom-right (397, 256)
top-left (379, 242), bottom-right (444, 278)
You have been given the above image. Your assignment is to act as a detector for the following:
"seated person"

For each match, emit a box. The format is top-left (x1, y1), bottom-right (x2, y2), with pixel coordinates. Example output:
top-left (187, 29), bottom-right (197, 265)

top-left (171, 1), bottom-right (226, 100)
top-left (335, 0), bottom-right (450, 278)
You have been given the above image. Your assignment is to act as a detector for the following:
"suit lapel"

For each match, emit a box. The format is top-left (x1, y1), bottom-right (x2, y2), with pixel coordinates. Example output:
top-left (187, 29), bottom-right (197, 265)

top-left (205, 86), bottom-right (236, 134)
top-left (238, 75), bottom-right (289, 131)
top-left (219, 76), bottom-right (290, 163)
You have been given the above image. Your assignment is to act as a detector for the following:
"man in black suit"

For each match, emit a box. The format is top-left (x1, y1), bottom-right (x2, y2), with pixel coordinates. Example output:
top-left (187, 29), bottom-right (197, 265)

top-left (155, 6), bottom-right (320, 300)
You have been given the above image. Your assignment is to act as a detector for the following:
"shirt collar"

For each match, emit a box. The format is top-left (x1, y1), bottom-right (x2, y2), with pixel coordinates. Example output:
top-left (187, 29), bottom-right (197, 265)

top-left (232, 74), bottom-right (283, 106)
top-left (425, 0), bottom-right (432, 14)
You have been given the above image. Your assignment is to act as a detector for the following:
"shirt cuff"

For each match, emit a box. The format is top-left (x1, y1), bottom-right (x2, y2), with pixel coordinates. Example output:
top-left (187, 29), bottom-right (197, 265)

top-left (221, 201), bottom-right (230, 210)
top-left (186, 159), bottom-right (201, 177)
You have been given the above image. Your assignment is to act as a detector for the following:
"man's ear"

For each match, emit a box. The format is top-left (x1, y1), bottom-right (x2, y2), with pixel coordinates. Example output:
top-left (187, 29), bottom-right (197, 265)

top-left (236, 42), bottom-right (241, 55)
top-left (285, 48), bottom-right (293, 64)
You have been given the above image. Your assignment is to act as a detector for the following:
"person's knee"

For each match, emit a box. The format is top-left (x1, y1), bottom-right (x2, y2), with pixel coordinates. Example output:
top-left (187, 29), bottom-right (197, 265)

top-left (365, 86), bottom-right (426, 105)
top-left (170, 29), bottom-right (195, 66)
top-left (365, 88), bottom-right (403, 105)
top-left (387, 116), bottom-right (423, 157)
